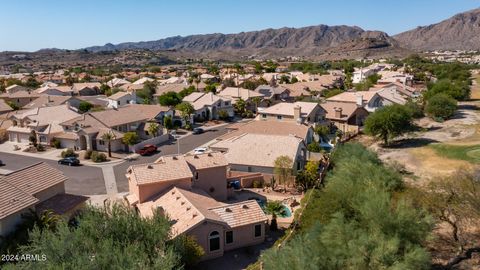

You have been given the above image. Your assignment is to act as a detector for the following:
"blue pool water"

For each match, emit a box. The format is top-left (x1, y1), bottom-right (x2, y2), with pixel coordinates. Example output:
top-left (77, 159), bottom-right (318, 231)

top-left (252, 198), bottom-right (292, 218)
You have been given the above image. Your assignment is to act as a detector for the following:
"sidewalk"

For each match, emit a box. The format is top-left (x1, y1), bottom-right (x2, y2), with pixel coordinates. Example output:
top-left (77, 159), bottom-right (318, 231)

top-left (0, 141), bottom-right (64, 161)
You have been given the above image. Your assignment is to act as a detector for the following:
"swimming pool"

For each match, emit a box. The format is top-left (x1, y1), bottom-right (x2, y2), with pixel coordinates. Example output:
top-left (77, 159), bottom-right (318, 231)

top-left (252, 198), bottom-right (292, 218)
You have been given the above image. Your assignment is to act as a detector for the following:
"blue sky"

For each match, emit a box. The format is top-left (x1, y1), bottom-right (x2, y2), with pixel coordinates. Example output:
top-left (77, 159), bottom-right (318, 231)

top-left (1, 0), bottom-right (478, 51)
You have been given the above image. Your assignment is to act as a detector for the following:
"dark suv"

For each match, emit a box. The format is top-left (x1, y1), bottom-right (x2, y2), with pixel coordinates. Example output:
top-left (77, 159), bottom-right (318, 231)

top-left (58, 157), bottom-right (80, 166)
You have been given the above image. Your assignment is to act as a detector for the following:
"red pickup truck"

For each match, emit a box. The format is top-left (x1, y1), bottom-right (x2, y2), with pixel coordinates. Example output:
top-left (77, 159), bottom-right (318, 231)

top-left (136, 144), bottom-right (157, 156)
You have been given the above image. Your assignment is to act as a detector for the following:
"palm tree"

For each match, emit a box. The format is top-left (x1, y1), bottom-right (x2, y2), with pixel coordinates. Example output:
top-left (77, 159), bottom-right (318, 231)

top-left (147, 122), bottom-right (160, 138)
top-left (234, 98), bottom-right (246, 115)
top-left (265, 201), bottom-right (287, 231)
top-left (251, 96), bottom-right (262, 114)
top-left (101, 131), bottom-right (116, 158)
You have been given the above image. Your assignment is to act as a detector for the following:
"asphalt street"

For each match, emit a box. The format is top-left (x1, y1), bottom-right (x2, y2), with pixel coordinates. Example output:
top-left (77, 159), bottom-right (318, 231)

top-left (0, 125), bottom-right (228, 195)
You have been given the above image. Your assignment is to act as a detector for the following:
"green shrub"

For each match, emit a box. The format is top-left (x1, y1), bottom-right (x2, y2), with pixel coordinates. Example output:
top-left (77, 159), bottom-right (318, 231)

top-left (425, 93), bottom-right (457, 120)
top-left (307, 142), bottom-right (321, 152)
top-left (91, 151), bottom-right (107, 163)
top-left (61, 148), bottom-right (77, 158)
top-left (218, 110), bottom-right (230, 120)
top-left (253, 180), bottom-right (263, 188)
top-left (36, 144), bottom-right (45, 152)
top-left (84, 150), bottom-right (93, 160)
top-left (50, 138), bottom-right (61, 149)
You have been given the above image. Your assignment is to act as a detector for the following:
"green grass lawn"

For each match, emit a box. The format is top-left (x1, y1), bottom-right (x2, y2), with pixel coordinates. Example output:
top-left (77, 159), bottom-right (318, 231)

top-left (429, 143), bottom-right (480, 163)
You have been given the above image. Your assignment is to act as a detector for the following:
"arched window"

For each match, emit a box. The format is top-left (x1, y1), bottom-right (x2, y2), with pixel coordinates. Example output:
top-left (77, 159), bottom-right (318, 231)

top-left (209, 231), bottom-right (220, 252)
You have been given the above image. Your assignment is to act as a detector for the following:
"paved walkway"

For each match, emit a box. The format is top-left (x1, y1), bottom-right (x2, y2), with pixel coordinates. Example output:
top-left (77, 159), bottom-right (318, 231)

top-left (101, 165), bottom-right (118, 195)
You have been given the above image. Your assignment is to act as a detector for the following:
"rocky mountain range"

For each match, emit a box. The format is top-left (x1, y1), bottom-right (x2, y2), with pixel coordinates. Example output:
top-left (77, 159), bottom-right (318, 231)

top-left (394, 8), bottom-right (480, 51)
top-left (85, 24), bottom-right (407, 60)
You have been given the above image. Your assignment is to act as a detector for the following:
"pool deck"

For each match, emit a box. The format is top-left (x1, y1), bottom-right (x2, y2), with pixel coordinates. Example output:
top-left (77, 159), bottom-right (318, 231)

top-left (228, 188), bottom-right (304, 227)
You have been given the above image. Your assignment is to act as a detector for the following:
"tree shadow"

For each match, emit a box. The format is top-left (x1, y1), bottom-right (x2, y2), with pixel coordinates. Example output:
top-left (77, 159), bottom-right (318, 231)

top-left (385, 138), bottom-right (439, 149)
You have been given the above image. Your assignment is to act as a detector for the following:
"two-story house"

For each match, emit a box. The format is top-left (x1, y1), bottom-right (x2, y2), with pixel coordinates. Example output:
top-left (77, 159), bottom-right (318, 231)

top-left (126, 152), bottom-right (267, 260)
top-left (182, 92), bottom-right (234, 121)
top-left (258, 101), bottom-right (327, 127)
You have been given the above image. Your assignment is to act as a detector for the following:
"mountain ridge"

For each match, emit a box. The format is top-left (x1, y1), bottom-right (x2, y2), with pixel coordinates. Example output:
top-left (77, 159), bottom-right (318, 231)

top-left (394, 8), bottom-right (480, 51)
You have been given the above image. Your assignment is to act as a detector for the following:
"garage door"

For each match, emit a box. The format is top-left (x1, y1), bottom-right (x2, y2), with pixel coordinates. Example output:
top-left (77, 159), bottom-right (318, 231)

top-left (16, 133), bottom-right (30, 143)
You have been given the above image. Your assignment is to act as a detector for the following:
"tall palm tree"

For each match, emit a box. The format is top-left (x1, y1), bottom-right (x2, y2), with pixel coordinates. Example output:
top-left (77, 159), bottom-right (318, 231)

top-left (265, 201), bottom-right (287, 231)
top-left (147, 122), bottom-right (160, 138)
top-left (101, 131), bottom-right (116, 158)
top-left (251, 96), bottom-right (262, 114)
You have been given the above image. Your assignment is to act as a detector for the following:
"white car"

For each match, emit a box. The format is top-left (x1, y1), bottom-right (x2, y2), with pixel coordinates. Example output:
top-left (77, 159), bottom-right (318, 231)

top-left (193, 147), bottom-right (207, 155)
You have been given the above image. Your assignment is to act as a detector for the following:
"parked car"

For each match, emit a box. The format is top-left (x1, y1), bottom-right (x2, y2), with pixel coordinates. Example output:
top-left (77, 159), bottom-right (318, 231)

top-left (58, 157), bottom-right (80, 166)
top-left (192, 128), bottom-right (204, 134)
top-left (0, 159), bottom-right (4, 166)
top-left (193, 147), bottom-right (207, 155)
top-left (136, 144), bottom-right (157, 156)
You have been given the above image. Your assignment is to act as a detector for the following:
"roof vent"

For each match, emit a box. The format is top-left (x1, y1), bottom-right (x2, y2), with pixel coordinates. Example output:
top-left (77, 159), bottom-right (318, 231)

top-left (194, 155), bottom-right (199, 159)
top-left (186, 206), bottom-right (191, 211)
top-left (192, 212), bottom-right (198, 218)
top-left (242, 205), bottom-right (249, 209)
top-left (147, 164), bottom-right (153, 169)
top-left (172, 156), bottom-right (178, 160)
top-left (207, 153), bottom-right (212, 157)
top-left (225, 208), bottom-right (232, 212)
top-left (181, 201), bottom-right (185, 205)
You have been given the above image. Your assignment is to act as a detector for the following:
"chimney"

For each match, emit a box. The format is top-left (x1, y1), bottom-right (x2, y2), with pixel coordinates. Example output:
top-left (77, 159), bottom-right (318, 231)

top-left (356, 94), bottom-right (364, 107)
top-left (293, 105), bottom-right (302, 123)
top-left (334, 107), bottom-right (343, 118)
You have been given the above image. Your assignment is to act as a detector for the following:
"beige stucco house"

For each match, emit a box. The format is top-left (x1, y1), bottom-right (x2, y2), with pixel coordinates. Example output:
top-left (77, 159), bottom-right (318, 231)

top-left (183, 92), bottom-right (234, 121)
top-left (0, 162), bottom-right (87, 239)
top-left (58, 104), bottom-right (173, 152)
top-left (7, 104), bottom-right (80, 144)
top-left (126, 152), bottom-right (267, 260)
top-left (258, 101), bottom-right (327, 127)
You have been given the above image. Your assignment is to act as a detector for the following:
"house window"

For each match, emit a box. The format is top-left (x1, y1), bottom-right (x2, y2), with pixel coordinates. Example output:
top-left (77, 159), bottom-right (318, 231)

top-left (209, 231), bottom-right (220, 252)
top-left (99, 140), bottom-right (105, 146)
top-left (262, 114), bottom-right (267, 119)
top-left (254, 224), bottom-right (262, 238)
top-left (225, 231), bottom-right (233, 244)
top-left (247, 166), bottom-right (252, 172)
top-left (276, 115), bottom-right (282, 120)
top-left (224, 101), bottom-right (230, 106)
top-left (195, 172), bottom-right (199, 180)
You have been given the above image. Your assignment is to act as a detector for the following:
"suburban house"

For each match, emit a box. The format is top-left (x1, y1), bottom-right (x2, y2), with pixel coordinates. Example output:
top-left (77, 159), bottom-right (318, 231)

top-left (72, 82), bottom-right (101, 96)
top-left (0, 99), bottom-right (13, 114)
top-left (254, 85), bottom-right (290, 102)
top-left (219, 120), bottom-right (314, 145)
top-left (0, 162), bottom-right (87, 239)
top-left (326, 91), bottom-right (383, 112)
top-left (0, 90), bottom-right (41, 107)
top-left (22, 95), bottom-right (83, 110)
top-left (217, 87), bottom-right (264, 111)
top-left (126, 152), bottom-right (267, 260)
top-left (183, 92), bottom-right (234, 121)
top-left (320, 101), bottom-right (369, 133)
top-left (106, 77), bottom-right (130, 88)
top-left (4, 84), bottom-right (31, 94)
top-left (35, 85), bottom-right (74, 96)
top-left (57, 104), bottom-right (173, 152)
top-left (154, 83), bottom-right (189, 98)
top-left (107, 91), bottom-right (137, 108)
top-left (7, 104), bottom-right (80, 144)
top-left (258, 101), bottom-right (327, 126)
top-left (378, 82), bottom-right (421, 98)
top-left (210, 133), bottom-right (306, 174)
top-left (352, 68), bottom-right (376, 83)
